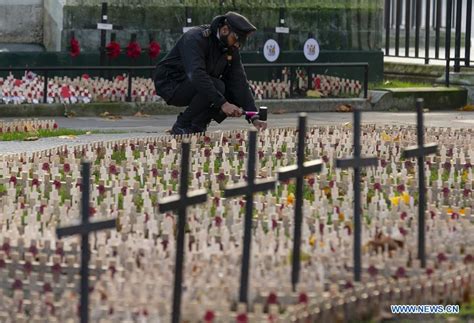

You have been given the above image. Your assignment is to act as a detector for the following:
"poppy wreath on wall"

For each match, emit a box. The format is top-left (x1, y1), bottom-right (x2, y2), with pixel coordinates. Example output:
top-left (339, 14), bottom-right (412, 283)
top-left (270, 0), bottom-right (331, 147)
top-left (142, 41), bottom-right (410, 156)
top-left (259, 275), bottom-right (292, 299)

top-left (106, 40), bottom-right (121, 59)
top-left (126, 40), bottom-right (142, 59)
top-left (69, 35), bottom-right (81, 57)
top-left (148, 40), bottom-right (161, 59)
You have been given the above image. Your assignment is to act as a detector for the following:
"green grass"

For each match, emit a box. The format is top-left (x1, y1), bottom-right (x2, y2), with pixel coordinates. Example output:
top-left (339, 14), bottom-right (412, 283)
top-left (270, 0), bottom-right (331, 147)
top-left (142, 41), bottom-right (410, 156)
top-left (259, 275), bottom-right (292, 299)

top-left (0, 129), bottom-right (124, 141)
top-left (369, 80), bottom-right (435, 90)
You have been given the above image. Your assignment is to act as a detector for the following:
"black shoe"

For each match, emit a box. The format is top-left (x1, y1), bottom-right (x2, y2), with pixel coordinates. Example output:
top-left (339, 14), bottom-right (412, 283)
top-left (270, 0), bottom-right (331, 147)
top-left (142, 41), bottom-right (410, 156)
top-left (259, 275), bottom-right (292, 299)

top-left (170, 122), bottom-right (193, 135)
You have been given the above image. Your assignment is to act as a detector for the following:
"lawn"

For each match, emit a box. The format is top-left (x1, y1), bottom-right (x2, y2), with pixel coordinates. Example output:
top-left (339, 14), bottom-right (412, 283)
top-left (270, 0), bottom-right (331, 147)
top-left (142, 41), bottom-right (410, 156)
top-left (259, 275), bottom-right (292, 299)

top-left (0, 129), bottom-right (122, 141)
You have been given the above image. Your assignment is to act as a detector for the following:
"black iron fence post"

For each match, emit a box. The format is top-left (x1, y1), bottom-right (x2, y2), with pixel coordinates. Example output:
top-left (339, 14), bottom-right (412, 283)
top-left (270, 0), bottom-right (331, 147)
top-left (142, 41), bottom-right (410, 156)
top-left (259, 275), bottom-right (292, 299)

top-left (454, 0), bottom-right (462, 72)
top-left (385, 0), bottom-right (391, 55)
top-left (466, 0), bottom-right (472, 66)
top-left (415, 0), bottom-right (422, 57)
top-left (405, 0), bottom-right (412, 57)
top-left (424, 0), bottom-right (431, 64)
top-left (435, 0), bottom-right (442, 59)
top-left (446, 0), bottom-right (453, 87)
top-left (363, 65), bottom-right (369, 99)
top-left (43, 70), bottom-right (48, 104)
top-left (127, 69), bottom-right (133, 102)
top-left (395, 0), bottom-right (402, 56)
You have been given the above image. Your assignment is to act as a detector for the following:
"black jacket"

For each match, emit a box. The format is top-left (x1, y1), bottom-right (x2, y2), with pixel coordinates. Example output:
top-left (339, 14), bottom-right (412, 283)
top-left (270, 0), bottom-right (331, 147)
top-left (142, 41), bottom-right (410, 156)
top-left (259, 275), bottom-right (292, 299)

top-left (153, 19), bottom-right (257, 119)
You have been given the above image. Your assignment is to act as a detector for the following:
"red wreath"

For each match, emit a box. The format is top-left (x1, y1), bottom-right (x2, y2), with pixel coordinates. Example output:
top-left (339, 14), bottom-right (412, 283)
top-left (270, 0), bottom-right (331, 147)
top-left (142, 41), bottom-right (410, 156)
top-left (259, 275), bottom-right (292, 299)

top-left (70, 37), bottom-right (80, 57)
top-left (126, 41), bottom-right (142, 59)
top-left (148, 40), bottom-right (161, 59)
top-left (106, 40), bottom-right (121, 59)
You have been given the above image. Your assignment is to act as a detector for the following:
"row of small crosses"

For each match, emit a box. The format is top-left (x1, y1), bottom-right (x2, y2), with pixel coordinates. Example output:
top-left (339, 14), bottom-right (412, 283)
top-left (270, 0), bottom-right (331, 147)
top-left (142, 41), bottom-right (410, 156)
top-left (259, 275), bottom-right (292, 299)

top-left (55, 99), bottom-right (436, 323)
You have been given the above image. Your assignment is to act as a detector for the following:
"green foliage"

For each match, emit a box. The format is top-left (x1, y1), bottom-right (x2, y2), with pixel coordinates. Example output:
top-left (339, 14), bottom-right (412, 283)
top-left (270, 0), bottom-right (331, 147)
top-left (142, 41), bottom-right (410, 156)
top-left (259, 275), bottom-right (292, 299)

top-left (60, 188), bottom-right (71, 204)
top-left (203, 160), bottom-right (210, 174)
top-left (0, 184), bottom-right (6, 196)
top-left (0, 129), bottom-right (87, 141)
top-left (134, 195), bottom-right (144, 213)
top-left (118, 193), bottom-right (124, 210)
top-left (214, 158), bottom-right (222, 173)
top-left (112, 150), bottom-right (126, 164)
top-left (369, 79), bottom-right (433, 90)
top-left (133, 150), bottom-right (141, 160)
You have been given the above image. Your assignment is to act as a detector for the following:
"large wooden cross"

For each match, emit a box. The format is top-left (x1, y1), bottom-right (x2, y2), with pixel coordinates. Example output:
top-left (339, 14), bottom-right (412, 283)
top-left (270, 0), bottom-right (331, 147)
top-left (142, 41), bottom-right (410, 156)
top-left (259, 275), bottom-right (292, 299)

top-left (56, 161), bottom-right (116, 323)
top-left (402, 98), bottom-right (438, 268)
top-left (336, 108), bottom-right (378, 282)
top-left (158, 141), bottom-right (208, 323)
top-left (277, 113), bottom-right (323, 291)
top-left (224, 130), bottom-right (276, 303)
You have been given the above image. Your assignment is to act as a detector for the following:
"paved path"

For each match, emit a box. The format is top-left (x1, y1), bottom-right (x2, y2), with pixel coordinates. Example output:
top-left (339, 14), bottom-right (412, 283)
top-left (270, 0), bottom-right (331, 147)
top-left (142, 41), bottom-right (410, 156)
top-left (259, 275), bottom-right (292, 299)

top-left (1, 111), bottom-right (473, 155)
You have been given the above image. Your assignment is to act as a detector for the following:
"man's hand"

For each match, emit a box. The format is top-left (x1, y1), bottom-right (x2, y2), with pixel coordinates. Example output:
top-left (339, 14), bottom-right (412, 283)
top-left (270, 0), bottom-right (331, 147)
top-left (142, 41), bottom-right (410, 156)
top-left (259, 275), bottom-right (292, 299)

top-left (252, 119), bottom-right (267, 131)
top-left (221, 102), bottom-right (243, 117)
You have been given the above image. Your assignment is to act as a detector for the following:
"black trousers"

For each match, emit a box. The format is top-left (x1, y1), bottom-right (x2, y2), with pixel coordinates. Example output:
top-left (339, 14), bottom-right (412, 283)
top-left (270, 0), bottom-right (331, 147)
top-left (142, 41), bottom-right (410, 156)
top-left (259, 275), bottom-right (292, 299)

top-left (167, 77), bottom-right (228, 129)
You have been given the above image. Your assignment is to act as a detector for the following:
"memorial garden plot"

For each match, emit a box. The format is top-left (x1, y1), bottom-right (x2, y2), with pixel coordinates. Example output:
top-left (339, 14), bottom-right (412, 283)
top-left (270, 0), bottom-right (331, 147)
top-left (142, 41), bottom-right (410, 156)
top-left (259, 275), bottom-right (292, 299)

top-left (0, 119), bottom-right (473, 321)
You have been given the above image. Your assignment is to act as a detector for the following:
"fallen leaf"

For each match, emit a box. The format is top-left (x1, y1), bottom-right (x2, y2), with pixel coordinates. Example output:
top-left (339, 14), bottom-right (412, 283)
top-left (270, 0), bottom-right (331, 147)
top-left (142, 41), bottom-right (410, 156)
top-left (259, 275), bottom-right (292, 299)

top-left (460, 105), bottom-right (474, 111)
top-left (343, 122), bottom-right (352, 129)
top-left (306, 90), bottom-right (323, 98)
top-left (134, 111), bottom-right (149, 117)
top-left (336, 104), bottom-right (353, 112)
top-left (24, 137), bottom-right (39, 141)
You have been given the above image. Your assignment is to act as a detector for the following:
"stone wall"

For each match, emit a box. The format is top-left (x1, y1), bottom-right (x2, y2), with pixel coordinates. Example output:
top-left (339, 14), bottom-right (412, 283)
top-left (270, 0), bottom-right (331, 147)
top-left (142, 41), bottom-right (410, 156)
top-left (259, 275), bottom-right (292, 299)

top-left (59, 1), bottom-right (383, 52)
top-left (0, 0), bottom-right (43, 44)
top-left (0, 0), bottom-right (384, 53)
top-left (44, 0), bottom-right (66, 51)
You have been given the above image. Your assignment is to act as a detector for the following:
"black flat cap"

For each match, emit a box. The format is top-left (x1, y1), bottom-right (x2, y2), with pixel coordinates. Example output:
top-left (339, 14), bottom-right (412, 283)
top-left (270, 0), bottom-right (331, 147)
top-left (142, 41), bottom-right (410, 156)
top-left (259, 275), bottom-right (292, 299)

top-left (224, 11), bottom-right (257, 37)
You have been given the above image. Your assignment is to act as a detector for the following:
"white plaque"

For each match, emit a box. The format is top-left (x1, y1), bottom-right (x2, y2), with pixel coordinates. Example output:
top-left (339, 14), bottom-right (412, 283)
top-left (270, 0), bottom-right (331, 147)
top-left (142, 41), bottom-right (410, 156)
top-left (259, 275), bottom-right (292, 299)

top-left (275, 26), bottom-right (289, 34)
top-left (97, 23), bottom-right (113, 30)
top-left (263, 39), bottom-right (280, 63)
top-left (304, 38), bottom-right (320, 61)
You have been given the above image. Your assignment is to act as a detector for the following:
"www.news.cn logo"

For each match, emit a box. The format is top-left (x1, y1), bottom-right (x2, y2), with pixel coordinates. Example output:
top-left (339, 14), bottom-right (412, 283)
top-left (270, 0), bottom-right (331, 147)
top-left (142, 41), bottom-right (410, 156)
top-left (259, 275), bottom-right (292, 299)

top-left (391, 304), bottom-right (460, 314)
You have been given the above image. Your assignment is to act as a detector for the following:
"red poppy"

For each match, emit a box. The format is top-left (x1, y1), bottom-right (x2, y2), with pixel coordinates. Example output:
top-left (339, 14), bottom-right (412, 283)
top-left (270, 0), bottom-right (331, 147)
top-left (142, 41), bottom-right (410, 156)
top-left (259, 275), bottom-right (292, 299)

top-left (368, 265), bottom-right (378, 277)
top-left (171, 170), bottom-right (179, 179)
top-left (395, 267), bottom-right (406, 278)
top-left (298, 292), bottom-right (308, 304)
top-left (126, 41), bottom-right (142, 59)
top-left (204, 310), bottom-right (215, 322)
top-left (148, 40), bottom-right (161, 59)
top-left (106, 40), bottom-right (121, 59)
top-left (214, 216), bottom-right (222, 227)
top-left (70, 37), bottom-right (80, 57)
top-left (267, 292), bottom-right (278, 305)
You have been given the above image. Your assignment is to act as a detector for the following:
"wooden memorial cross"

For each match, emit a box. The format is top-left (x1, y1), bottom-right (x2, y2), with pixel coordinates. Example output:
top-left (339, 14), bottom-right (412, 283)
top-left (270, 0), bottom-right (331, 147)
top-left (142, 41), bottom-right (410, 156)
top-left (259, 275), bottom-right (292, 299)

top-left (402, 98), bottom-right (438, 268)
top-left (95, 2), bottom-right (123, 67)
top-left (158, 141), bottom-right (208, 323)
top-left (56, 161), bottom-right (116, 323)
top-left (336, 108), bottom-right (378, 282)
top-left (277, 113), bottom-right (323, 291)
top-left (224, 130), bottom-right (276, 304)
